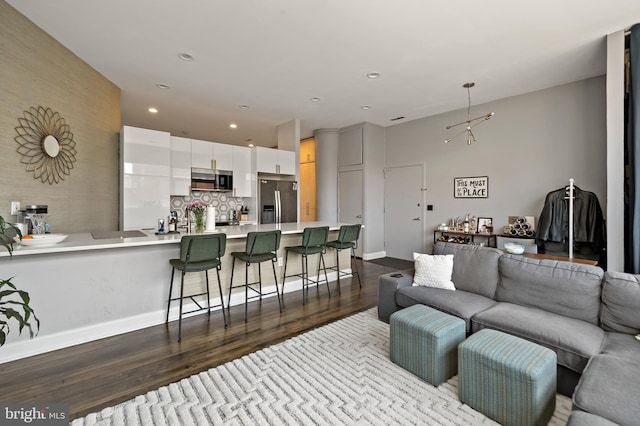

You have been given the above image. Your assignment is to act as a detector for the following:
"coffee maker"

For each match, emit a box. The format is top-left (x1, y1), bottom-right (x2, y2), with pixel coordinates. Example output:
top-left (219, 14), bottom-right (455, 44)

top-left (16, 205), bottom-right (48, 235)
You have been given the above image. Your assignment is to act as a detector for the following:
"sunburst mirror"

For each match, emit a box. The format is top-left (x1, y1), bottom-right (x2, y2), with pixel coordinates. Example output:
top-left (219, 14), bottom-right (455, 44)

top-left (15, 106), bottom-right (77, 184)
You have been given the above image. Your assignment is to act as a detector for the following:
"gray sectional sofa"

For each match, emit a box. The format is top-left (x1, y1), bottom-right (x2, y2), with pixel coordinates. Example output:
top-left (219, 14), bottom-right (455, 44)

top-left (378, 242), bottom-right (640, 426)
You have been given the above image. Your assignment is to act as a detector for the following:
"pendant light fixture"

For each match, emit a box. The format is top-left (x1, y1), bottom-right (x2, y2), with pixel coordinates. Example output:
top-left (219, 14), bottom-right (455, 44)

top-left (445, 82), bottom-right (494, 145)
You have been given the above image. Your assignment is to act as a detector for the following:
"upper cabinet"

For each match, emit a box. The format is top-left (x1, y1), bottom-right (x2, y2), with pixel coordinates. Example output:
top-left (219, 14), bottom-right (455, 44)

top-left (232, 146), bottom-right (253, 197)
top-left (121, 126), bottom-right (171, 176)
top-left (300, 138), bottom-right (315, 163)
top-left (255, 146), bottom-right (296, 175)
top-left (170, 136), bottom-right (191, 196)
top-left (338, 126), bottom-right (363, 167)
top-left (212, 143), bottom-right (233, 170)
top-left (120, 126), bottom-right (171, 230)
top-left (191, 139), bottom-right (233, 170)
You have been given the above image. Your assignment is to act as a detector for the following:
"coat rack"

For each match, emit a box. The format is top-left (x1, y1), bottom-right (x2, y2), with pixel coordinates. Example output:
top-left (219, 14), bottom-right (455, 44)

top-left (566, 178), bottom-right (575, 259)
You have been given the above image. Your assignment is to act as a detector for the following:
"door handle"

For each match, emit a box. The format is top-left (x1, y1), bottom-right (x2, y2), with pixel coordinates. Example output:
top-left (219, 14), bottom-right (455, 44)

top-left (356, 215), bottom-right (362, 218)
top-left (412, 217), bottom-right (421, 221)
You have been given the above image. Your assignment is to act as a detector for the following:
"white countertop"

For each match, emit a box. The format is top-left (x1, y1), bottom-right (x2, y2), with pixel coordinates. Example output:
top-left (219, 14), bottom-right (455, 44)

top-left (1, 221), bottom-right (348, 257)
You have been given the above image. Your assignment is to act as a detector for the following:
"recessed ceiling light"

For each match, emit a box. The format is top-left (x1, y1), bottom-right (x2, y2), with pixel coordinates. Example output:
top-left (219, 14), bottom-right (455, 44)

top-left (230, 123), bottom-right (238, 129)
top-left (366, 72), bottom-right (380, 79)
top-left (148, 107), bottom-right (158, 114)
top-left (178, 53), bottom-right (194, 61)
top-left (156, 84), bottom-right (170, 90)
top-left (310, 97), bottom-right (321, 102)
top-left (248, 144), bottom-right (254, 147)
top-left (239, 105), bottom-right (249, 109)
top-left (361, 105), bottom-right (372, 110)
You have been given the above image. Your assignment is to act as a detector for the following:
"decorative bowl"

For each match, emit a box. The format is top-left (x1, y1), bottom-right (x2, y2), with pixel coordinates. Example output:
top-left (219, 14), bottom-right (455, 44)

top-left (19, 233), bottom-right (68, 246)
top-left (504, 242), bottom-right (525, 255)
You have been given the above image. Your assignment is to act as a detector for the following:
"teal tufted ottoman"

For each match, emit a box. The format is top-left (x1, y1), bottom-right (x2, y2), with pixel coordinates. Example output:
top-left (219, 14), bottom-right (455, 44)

top-left (390, 304), bottom-right (466, 386)
top-left (458, 329), bottom-right (557, 426)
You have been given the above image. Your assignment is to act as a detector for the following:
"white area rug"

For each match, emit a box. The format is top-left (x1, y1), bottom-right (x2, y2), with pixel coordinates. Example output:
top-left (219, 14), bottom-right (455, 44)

top-left (73, 309), bottom-right (572, 425)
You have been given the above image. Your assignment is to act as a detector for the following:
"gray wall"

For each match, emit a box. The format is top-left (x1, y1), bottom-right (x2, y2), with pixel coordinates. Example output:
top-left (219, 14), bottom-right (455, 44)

top-left (385, 77), bottom-right (607, 253)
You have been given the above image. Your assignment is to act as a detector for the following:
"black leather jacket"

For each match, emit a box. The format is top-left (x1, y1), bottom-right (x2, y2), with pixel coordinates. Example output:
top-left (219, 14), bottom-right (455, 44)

top-left (536, 186), bottom-right (605, 252)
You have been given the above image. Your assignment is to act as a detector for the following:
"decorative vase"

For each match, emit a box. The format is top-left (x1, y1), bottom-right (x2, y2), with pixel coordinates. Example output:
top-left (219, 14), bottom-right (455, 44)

top-left (194, 212), bottom-right (205, 233)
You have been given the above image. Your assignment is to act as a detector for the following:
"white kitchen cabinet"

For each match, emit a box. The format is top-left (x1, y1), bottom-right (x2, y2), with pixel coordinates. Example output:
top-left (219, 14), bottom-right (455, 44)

top-left (120, 126), bottom-right (171, 230)
top-left (255, 146), bottom-right (296, 175)
top-left (170, 136), bottom-right (191, 196)
top-left (277, 150), bottom-right (296, 175)
top-left (212, 142), bottom-right (233, 170)
top-left (190, 139), bottom-right (212, 169)
top-left (191, 139), bottom-right (234, 170)
top-left (232, 146), bottom-right (253, 197)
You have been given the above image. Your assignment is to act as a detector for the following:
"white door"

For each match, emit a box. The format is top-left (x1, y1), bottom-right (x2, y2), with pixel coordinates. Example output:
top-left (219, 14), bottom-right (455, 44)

top-left (384, 165), bottom-right (425, 259)
top-left (338, 169), bottom-right (363, 257)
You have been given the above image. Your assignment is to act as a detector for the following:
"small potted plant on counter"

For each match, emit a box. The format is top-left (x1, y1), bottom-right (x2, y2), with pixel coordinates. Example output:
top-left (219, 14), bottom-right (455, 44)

top-left (0, 215), bottom-right (39, 346)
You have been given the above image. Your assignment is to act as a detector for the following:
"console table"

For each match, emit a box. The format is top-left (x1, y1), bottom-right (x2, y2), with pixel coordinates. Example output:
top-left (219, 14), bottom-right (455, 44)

top-left (434, 230), bottom-right (497, 248)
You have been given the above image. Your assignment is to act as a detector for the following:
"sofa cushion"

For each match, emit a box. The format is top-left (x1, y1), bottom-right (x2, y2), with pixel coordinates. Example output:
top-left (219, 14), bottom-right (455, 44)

top-left (395, 286), bottom-right (495, 334)
top-left (472, 302), bottom-right (605, 373)
top-left (412, 253), bottom-right (455, 290)
top-left (600, 271), bottom-right (640, 334)
top-left (600, 331), bottom-right (640, 364)
top-left (567, 411), bottom-right (619, 426)
top-left (573, 354), bottom-right (640, 426)
top-left (433, 242), bottom-right (502, 299)
top-left (496, 255), bottom-right (603, 324)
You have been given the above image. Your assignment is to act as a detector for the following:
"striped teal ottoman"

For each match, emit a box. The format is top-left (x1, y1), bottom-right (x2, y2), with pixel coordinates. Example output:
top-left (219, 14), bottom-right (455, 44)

top-left (458, 329), bottom-right (557, 426)
top-left (390, 304), bottom-right (466, 386)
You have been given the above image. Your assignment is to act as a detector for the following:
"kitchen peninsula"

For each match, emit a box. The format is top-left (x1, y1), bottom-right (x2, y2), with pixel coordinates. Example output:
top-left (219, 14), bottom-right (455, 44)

top-left (0, 222), bottom-right (354, 363)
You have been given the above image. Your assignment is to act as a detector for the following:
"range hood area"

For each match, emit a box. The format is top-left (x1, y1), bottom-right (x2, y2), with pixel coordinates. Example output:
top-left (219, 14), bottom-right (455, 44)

top-left (191, 167), bottom-right (233, 192)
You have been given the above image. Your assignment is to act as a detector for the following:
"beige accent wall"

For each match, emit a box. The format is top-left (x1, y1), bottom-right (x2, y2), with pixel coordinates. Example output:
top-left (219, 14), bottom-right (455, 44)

top-left (0, 0), bottom-right (121, 233)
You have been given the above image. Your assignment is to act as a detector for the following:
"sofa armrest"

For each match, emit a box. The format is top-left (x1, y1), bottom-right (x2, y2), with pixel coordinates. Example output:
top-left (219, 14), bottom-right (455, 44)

top-left (377, 270), bottom-right (414, 323)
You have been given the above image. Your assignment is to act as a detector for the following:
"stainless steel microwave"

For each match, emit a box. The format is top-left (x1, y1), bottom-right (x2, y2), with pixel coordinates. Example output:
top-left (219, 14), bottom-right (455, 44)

top-left (191, 167), bottom-right (233, 192)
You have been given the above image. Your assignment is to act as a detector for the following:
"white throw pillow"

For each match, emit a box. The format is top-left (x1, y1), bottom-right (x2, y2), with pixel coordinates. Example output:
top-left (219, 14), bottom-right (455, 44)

top-left (412, 252), bottom-right (456, 291)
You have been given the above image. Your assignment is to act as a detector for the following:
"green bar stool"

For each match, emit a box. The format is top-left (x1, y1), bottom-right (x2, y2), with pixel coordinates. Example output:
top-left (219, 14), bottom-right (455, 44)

top-left (166, 233), bottom-right (227, 342)
top-left (326, 224), bottom-right (362, 294)
top-left (282, 226), bottom-right (330, 304)
top-left (228, 230), bottom-right (283, 322)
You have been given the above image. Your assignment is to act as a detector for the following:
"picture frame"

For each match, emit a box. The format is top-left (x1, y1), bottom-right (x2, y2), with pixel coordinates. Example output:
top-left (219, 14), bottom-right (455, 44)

top-left (477, 217), bottom-right (494, 234)
top-left (454, 176), bottom-right (488, 198)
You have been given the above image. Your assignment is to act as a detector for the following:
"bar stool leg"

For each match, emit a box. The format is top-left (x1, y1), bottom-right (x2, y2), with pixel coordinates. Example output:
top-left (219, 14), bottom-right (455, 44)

top-left (166, 268), bottom-right (175, 323)
top-left (335, 248), bottom-right (341, 295)
top-left (227, 257), bottom-right (236, 311)
top-left (178, 270), bottom-right (186, 342)
top-left (271, 258), bottom-right (282, 312)
top-left (351, 246), bottom-right (361, 288)
top-left (244, 262), bottom-right (249, 323)
top-left (205, 270), bottom-right (211, 316)
top-left (318, 252), bottom-right (330, 298)
top-left (301, 253), bottom-right (307, 304)
top-left (258, 263), bottom-right (262, 300)
top-left (216, 268), bottom-right (227, 328)
top-left (281, 250), bottom-right (290, 296)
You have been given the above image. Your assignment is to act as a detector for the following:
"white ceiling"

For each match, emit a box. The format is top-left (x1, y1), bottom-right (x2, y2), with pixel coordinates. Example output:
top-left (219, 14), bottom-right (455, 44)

top-left (7, 0), bottom-right (640, 147)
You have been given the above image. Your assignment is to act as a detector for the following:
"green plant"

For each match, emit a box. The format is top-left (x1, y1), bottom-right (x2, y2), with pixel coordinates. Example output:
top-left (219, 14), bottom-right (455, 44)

top-left (0, 215), bottom-right (39, 346)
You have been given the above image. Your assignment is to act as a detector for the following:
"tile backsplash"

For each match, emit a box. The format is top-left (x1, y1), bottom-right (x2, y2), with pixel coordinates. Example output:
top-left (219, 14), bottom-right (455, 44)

top-left (170, 193), bottom-right (253, 223)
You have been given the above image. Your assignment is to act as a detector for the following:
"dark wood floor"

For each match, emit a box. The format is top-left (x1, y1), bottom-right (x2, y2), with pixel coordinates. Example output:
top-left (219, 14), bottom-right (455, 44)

top-left (0, 259), bottom-right (395, 420)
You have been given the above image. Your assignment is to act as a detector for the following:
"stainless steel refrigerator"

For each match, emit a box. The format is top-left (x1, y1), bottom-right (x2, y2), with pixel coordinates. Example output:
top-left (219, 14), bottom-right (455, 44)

top-left (259, 179), bottom-right (298, 224)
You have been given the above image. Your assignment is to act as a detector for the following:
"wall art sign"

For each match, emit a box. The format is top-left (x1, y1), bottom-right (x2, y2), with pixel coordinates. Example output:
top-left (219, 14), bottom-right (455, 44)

top-left (15, 106), bottom-right (77, 184)
top-left (454, 176), bottom-right (488, 198)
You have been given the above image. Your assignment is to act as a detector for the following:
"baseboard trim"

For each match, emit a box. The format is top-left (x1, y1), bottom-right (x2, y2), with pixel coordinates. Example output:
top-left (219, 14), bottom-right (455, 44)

top-left (0, 270), bottom-right (350, 364)
top-left (363, 251), bottom-right (385, 261)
